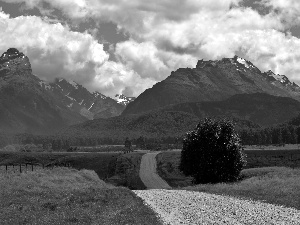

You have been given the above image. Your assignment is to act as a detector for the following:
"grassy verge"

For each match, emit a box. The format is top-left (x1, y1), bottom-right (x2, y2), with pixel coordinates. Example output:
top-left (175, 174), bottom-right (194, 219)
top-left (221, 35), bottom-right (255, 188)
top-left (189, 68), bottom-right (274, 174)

top-left (156, 151), bottom-right (192, 187)
top-left (185, 167), bottom-right (300, 210)
top-left (0, 167), bottom-right (163, 225)
top-left (108, 152), bottom-right (147, 190)
top-left (156, 151), bottom-right (300, 209)
top-left (156, 150), bottom-right (300, 187)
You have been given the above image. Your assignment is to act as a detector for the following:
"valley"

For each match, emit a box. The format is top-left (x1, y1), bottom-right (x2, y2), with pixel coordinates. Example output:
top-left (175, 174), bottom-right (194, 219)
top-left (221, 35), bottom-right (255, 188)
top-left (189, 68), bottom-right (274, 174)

top-left (2, 48), bottom-right (300, 224)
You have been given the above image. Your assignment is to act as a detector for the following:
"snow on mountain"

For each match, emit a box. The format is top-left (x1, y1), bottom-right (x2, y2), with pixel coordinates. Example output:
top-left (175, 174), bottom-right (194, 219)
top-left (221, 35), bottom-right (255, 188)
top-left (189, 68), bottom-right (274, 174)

top-left (114, 94), bottom-right (136, 106)
top-left (68, 80), bottom-right (78, 89)
top-left (236, 57), bottom-right (250, 68)
top-left (263, 70), bottom-right (296, 86)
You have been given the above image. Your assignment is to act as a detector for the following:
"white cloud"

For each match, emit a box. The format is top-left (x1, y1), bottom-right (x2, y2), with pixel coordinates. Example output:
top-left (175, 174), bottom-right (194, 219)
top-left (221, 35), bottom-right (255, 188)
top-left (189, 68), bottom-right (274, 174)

top-left (261, 0), bottom-right (300, 27)
top-left (0, 10), bottom-right (108, 83)
top-left (115, 40), bottom-right (197, 81)
top-left (2, 0), bottom-right (300, 94)
top-left (0, 10), bottom-right (155, 97)
top-left (91, 60), bottom-right (156, 97)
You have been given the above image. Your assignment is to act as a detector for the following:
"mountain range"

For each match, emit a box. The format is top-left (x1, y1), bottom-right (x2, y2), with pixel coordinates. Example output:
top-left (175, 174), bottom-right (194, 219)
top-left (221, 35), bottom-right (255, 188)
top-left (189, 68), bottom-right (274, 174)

top-left (2, 48), bottom-right (300, 138)
top-left (0, 48), bottom-right (135, 134)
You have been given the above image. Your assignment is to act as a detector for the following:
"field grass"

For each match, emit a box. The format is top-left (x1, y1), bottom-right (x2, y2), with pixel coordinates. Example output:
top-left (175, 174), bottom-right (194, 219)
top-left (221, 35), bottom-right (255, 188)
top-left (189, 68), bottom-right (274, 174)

top-left (156, 151), bottom-right (193, 187)
top-left (185, 167), bottom-right (300, 210)
top-left (156, 150), bottom-right (300, 188)
top-left (73, 145), bottom-right (133, 153)
top-left (107, 152), bottom-right (147, 190)
top-left (0, 152), bottom-right (120, 180)
top-left (0, 151), bottom-right (146, 189)
top-left (0, 167), bottom-right (163, 225)
top-left (156, 150), bottom-right (300, 209)
top-left (244, 144), bottom-right (300, 150)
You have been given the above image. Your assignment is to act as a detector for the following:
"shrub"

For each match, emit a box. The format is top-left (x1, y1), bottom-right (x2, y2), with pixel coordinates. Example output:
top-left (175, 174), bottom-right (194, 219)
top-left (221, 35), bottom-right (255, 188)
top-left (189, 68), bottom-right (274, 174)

top-left (179, 118), bottom-right (247, 184)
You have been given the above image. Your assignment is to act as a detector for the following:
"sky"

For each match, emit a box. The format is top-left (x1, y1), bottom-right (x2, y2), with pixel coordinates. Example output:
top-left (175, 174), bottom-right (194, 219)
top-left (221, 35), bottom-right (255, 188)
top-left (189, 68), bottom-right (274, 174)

top-left (0, 0), bottom-right (299, 97)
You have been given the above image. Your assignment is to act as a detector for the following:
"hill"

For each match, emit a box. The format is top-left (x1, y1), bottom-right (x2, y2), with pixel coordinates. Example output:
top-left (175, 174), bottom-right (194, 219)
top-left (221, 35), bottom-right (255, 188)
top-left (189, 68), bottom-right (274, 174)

top-left (159, 93), bottom-right (300, 127)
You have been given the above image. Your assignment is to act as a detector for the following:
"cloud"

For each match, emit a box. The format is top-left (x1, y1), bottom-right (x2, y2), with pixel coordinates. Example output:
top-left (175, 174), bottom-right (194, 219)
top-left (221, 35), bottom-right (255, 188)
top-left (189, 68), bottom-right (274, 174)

top-left (91, 60), bottom-right (156, 97)
top-left (261, 0), bottom-right (300, 27)
top-left (2, 0), bottom-right (300, 94)
top-left (115, 40), bottom-right (197, 81)
top-left (0, 10), bottom-right (108, 82)
top-left (0, 10), bottom-right (154, 97)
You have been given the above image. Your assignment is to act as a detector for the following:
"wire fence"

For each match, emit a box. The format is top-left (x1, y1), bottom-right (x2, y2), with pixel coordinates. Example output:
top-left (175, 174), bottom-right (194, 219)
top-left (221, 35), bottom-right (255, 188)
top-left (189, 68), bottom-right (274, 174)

top-left (0, 163), bottom-right (71, 174)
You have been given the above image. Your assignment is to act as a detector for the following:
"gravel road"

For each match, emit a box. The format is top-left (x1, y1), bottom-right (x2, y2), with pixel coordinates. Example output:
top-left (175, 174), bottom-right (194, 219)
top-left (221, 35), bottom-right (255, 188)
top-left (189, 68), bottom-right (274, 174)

top-left (134, 189), bottom-right (300, 225)
top-left (139, 152), bottom-right (171, 189)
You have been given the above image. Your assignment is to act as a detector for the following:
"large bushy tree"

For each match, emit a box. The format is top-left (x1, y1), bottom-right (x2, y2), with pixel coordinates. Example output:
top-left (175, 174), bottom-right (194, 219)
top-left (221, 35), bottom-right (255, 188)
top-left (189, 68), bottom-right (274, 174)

top-left (180, 118), bottom-right (246, 184)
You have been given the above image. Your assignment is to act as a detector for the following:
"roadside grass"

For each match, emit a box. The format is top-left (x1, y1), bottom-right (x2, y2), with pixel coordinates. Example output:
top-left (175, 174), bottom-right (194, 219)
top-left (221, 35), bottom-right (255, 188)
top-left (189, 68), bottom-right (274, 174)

top-left (156, 151), bottom-right (193, 187)
top-left (156, 150), bottom-right (300, 187)
top-left (0, 167), bottom-right (163, 225)
top-left (108, 152), bottom-right (147, 190)
top-left (185, 167), bottom-right (300, 210)
top-left (156, 151), bottom-right (300, 209)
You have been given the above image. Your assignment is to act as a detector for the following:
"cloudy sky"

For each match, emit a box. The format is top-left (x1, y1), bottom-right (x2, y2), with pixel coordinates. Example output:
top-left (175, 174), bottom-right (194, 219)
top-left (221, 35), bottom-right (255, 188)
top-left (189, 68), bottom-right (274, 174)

top-left (0, 0), bottom-right (299, 97)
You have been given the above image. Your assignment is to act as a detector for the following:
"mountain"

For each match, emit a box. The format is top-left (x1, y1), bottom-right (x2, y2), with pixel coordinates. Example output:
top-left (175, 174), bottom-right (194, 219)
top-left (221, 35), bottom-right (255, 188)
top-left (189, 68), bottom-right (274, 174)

top-left (60, 93), bottom-right (300, 141)
top-left (0, 48), bottom-right (86, 133)
top-left (60, 109), bottom-right (259, 142)
top-left (43, 78), bottom-right (126, 119)
top-left (123, 56), bottom-right (300, 115)
top-left (0, 48), bottom-right (131, 133)
top-left (157, 93), bottom-right (300, 127)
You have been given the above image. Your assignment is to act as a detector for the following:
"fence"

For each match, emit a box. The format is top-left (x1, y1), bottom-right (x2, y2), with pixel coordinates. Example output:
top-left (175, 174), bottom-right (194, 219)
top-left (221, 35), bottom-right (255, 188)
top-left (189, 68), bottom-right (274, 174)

top-left (0, 162), bottom-right (72, 174)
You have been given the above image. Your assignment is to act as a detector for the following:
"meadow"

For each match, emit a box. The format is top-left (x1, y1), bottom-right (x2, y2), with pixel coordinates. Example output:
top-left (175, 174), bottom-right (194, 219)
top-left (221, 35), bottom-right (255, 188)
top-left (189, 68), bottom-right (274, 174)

top-left (0, 151), bottom-right (146, 189)
top-left (0, 167), bottom-right (162, 225)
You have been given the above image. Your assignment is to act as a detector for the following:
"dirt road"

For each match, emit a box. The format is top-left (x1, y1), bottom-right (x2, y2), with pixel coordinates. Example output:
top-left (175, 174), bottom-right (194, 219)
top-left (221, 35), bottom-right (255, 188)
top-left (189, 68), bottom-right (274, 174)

top-left (134, 189), bottom-right (300, 225)
top-left (139, 152), bottom-right (171, 189)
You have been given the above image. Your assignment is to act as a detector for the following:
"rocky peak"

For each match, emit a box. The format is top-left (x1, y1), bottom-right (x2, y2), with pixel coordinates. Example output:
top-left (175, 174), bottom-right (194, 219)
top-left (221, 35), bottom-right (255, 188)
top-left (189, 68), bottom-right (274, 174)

top-left (262, 70), bottom-right (292, 85)
top-left (196, 59), bottom-right (217, 68)
top-left (0, 48), bottom-right (32, 78)
top-left (196, 55), bottom-right (260, 74)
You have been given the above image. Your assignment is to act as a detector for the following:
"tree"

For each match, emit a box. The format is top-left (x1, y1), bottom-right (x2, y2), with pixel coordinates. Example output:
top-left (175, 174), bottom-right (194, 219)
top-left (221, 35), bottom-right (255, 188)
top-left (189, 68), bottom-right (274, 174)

top-left (180, 118), bottom-right (247, 184)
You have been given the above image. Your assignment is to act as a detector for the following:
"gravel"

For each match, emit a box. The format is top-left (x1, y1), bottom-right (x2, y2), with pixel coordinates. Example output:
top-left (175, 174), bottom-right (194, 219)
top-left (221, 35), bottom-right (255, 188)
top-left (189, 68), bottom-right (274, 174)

top-left (133, 189), bottom-right (300, 225)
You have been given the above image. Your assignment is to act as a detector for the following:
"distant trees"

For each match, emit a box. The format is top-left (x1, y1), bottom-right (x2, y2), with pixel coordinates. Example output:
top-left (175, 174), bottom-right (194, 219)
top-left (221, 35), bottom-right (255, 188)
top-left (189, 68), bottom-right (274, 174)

top-left (240, 125), bottom-right (298, 146)
top-left (180, 118), bottom-right (247, 184)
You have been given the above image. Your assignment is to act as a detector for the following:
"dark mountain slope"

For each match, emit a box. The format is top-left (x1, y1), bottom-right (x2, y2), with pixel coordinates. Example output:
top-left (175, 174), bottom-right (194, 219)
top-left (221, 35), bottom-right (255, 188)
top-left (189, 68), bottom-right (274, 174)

top-left (158, 93), bottom-right (300, 127)
top-left (60, 109), bottom-right (260, 141)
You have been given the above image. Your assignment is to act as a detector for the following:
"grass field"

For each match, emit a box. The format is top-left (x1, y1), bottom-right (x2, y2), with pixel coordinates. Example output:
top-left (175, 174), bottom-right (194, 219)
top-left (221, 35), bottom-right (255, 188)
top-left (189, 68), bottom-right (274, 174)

top-left (156, 150), bottom-right (300, 187)
top-left (73, 145), bottom-right (133, 152)
top-left (244, 144), bottom-right (300, 150)
top-left (0, 151), bottom-right (146, 189)
top-left (156, 151), bottom-right (300, 209)
top-left (0, 167), bottom-right (163, 225)
top-left (107, 152), bottom-right (147, 190)
top-left (0, 152), bottom-right (120, 179)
